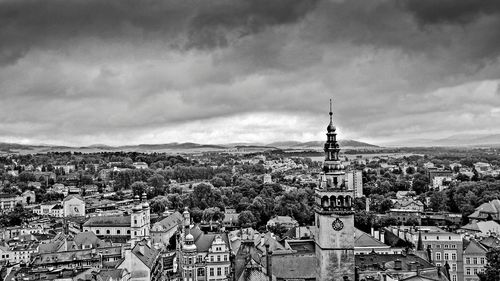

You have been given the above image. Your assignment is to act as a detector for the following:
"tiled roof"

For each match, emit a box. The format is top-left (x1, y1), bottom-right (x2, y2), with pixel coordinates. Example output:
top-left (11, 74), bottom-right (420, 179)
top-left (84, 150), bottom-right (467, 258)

top-left (271, 253), bottom-right (317, 279)
top-left (132, 241), bottom-right (160, 269)
top-left (96, 269), bottom-right (127, 281)
top-left (33, 246), bottom-right (122, 265)
top-left (154, 211), bottom-right (183, 231)
top-left (356, 252), bottom-right (434, 271)
top-left (355, 228), bottom-right (389, 248)
top-left (73, 231), bottom-right (108, 248)
top-left (464, 239), bottom-right (488, 255)
top-left (480, 235), bottom-right (500, 248)
top-left (83, 216), bottom-right (131, 227)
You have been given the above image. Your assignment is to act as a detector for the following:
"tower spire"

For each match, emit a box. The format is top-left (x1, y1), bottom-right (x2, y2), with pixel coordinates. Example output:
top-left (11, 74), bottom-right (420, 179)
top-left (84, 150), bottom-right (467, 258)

top-left (329, 99), bottom-right (333, 125)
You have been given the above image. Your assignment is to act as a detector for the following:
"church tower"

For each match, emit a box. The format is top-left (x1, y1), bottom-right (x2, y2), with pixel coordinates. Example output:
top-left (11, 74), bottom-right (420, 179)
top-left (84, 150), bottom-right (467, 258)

top-left (315, 100), bottom-right (355, 281)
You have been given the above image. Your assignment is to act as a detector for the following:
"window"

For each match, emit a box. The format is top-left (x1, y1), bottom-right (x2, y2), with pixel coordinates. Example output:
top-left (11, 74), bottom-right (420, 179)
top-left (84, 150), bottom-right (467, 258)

top-left (466, 258), bottom-right (470, 264)
top-left (224, 254), bottom-right (228, 261)
top-left (134, 220), bottom-right (137, 225)
top-left (209, 268), bottom-right (214, 276)
top-left (473, 268), bottom-right (478, 274)
top-left (217, 255), bottom-right (221, 262)
top-left (444, 253), bottom-right (449, 260)
top-left (452, 263), bottom-right (456, 272)
top-left (480, 258), bottom-right (485, 264)
top-left (188, 257), bottom-right (192, 264)
top-left (225, 267), bottom-right (229, 276)
top-left (436, 253), bottom-right (441, 260)
top-left (197, 268), bottom-right (204, 276)
top-left (117, 230), bottom-right (120, 235)
top-left (452, 275), bottom-right (457, 281)
top-left (197, 255), bottom-right (203, 263)
top-left (106, 230), bottom-right (110, 234)
top-left (217, 267), bottom-right (222, 276)
top-left (127, 230), bottom-right (130, 234)
top-left (96, 230), bottom-right (100, 234)
top-left (444, 244), bottom-right (448, 248)
top-left (436, 244), bottom-right (441, 248)
top-left (473, 258), bottom-right (478, 264)
top-left (210, 256), bottom-right (214, 262)
top-left (451, 244), bottom-right (456, 248)
top-left (452, 253), bottom-right (456, 260)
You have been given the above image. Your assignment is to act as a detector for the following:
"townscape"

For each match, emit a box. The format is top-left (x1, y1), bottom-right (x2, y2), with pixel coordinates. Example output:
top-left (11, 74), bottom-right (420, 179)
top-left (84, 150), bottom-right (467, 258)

top-left (2, 0), bottom-right (500, 280)
top-left (1, 105), bottom-right (500, 281)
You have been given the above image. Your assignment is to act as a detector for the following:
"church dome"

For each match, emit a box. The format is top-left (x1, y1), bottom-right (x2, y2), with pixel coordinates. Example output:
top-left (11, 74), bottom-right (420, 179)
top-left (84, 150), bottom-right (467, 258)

top-left (132, 205), bottom-right (142, 212)
top-left (327, 122), bottom-right (336, 132)
top-left (183, 233), bottom-right (197, 251)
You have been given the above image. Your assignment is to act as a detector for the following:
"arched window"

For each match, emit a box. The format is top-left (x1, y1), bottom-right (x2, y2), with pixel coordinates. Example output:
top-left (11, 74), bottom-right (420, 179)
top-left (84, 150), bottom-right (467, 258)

top-left (330, 196), bottom-right (336, 207)
top-left (337, 196), bottom-right (344, 207)
top-left (321, 196), bottom-right (329, 208)
top-left (345, 196), bottom-right (352, 207)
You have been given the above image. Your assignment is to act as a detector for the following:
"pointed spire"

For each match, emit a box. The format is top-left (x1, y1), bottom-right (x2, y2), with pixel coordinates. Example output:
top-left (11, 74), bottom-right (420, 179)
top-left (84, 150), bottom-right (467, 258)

top-left (327, 98), bottom-right (336, 133)
top-left (329, 98), bottom-right (333, 123)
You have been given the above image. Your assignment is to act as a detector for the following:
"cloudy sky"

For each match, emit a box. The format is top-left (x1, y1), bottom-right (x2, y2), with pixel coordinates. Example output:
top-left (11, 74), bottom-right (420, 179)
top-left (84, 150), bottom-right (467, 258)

top-left (1, 0), bottom-right (500, 146)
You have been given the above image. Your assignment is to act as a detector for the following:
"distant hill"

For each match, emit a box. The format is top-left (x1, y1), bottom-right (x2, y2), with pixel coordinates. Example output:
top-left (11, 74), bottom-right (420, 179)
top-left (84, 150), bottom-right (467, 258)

top-left (267, 140), bottom-right (378, 149)
top-left (0, 139), bottom-right (378, 154)
top-left (382, 133), bottom-right (500, 147)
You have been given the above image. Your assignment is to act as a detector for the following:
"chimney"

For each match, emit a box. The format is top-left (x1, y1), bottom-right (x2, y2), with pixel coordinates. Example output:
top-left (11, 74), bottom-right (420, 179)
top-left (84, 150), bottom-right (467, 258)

top-left (371, 227), bottom-right (375, 237)
top-left (426, 245), bottom-right (432, 263)
top-left (366, 197), bottom-right (370, 212)
top-left (394, 259), bottom-right (402, 270)
top-left (266, 244), bottom-right (272, 281)
top-left (380, 230), bottom-right (385, 243)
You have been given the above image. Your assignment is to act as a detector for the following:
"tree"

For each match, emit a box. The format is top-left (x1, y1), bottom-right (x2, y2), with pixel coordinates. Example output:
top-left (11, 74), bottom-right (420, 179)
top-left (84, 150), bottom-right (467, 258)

top-left (211, 177), bottom-right (226, 188)
top-left (148, 174), bottom-right (166, 190)
top-left (429, 192), bottom-right (447, 212)
top-left (131, 181), bottom-right (149, 196)
top-left (478, 247), bottom-right (500, 281)
top-left (238, 210), bottom-right (257, 228)
top-left (150, 196), bottom-right (170, 214)
top-left (456, 173), bottom-right (470, 181)
top-left (202, 207), bottom-right (224, 222)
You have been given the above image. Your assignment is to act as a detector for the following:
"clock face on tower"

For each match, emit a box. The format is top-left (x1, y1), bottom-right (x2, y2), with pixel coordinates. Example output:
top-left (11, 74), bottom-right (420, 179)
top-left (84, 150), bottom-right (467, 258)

top-left (332, 218), bottom-right (344, 231)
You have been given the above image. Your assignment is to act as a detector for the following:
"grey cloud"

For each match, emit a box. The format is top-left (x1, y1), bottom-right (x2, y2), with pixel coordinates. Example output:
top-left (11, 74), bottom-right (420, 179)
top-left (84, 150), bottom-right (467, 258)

top-left (401, 0), bottom-right (500, 25)
top-left (0, 0), bottom-right (317, 65)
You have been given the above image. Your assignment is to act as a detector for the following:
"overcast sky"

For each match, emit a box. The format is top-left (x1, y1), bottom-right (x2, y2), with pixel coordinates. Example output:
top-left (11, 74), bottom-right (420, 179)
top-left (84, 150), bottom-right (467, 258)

top-left (1, 0), bottom-right (500, 146)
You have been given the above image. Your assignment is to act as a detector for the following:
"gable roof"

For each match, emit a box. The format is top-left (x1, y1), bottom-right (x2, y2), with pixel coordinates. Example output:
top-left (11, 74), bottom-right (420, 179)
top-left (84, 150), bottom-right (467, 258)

top-left (355, 228), bottom-right (389, 248)
top-left (194, 233), bottom-right (230, 252)
top-left (83, 216), bottom-right (131, 227)
top-left (73, 231), bottom-right (107, 248)
top-left (154, 211), bottom-right (183, 231)
top-left (461, 220), bottom-right (500, 234)
top-left (132, 241), bottom-right (160, 269)
top-left (464, 239), bottom-right (488, 255)
top-left (480, 235), bottom-right (500, 249)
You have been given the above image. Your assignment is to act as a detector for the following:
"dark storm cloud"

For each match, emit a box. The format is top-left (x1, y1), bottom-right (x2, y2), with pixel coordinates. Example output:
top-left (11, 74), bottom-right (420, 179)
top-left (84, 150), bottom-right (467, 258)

top-left (0, 0), bottom-right (317, 64)
top-left (402, 0), bottom-right (500, 25)
top-left (1, 0), bottom-right (500, 145)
